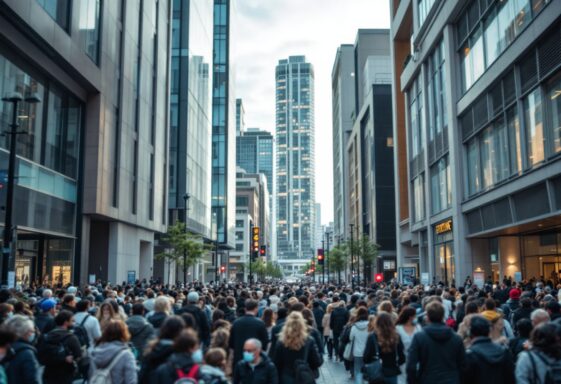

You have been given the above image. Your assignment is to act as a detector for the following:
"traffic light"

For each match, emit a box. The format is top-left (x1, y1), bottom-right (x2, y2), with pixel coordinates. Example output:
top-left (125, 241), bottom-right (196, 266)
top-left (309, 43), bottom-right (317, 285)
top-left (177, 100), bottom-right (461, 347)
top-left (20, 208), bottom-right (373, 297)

top-left (220, 265), bottom-right (226, 273)
top-left (251, 227), bottom-right (260, 261)
top-left (260, 245), bottom-right (266, 257)
top-left (317, 249), bottom-right (324, 265)
top-left (375, 273), bottom-right (384, 283)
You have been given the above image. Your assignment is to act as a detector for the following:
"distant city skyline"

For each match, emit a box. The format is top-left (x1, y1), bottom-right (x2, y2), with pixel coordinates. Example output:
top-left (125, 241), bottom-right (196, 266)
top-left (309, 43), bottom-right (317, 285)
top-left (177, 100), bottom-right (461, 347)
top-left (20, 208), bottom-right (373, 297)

top-left (234, 0), bottom-right (391, 225)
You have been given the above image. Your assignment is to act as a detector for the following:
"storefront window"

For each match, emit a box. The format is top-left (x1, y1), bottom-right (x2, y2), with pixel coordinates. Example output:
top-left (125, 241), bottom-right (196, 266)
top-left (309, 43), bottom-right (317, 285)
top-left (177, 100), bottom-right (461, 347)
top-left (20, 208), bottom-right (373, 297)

top-left (524, 87), bottom-right (545, 167)
top-left (434, 222), bottom-right (454, 285)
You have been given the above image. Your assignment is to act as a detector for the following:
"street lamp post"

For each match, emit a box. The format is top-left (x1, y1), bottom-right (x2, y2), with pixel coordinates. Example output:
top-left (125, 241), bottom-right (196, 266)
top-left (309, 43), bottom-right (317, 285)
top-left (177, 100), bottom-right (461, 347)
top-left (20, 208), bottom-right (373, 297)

top-left (213, 212), bottom-right (219, 283)
top-left (183, 193), bottom-right (190, 285)
top-left (350, 223), bottom-right (355, 291)
top-left (321, 237), bottom-right (325, 285)
top-left (1, 92), bottom-right (40, 287)
top-left (326, 230), bottom-right (330, 284)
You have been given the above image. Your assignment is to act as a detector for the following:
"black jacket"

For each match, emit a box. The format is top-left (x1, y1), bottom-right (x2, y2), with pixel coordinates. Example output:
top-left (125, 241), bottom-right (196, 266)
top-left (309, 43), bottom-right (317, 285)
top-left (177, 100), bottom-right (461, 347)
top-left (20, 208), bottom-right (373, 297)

top-left (269, 317), bottom-right (286, 356)
top-left (512, 307), bottom-right (532, 331)
top-left (406, 323), bottom-right (465, 384)
top-left (126, 315), bottom-right (155, 357)
top-left (329, 306), bottom-right (349, 335)
top-left (34, 312), bottom-right (55, 335)
top-left (272, 337), bottom-right (323, 384)
top-left (139, 339), bottom-right (174, 384)
top-left (229, 314), bottom-right (269, 370)
top-left (147, 312), bottom-right (167, 329)
top-left (5, 340), bottom-right (41, 384)
top-left (176, 304), bottom-right (210, 346)
top-left (40, 328), bottom-right (82, 384)
top-left (233, 352), bottom-right (278, 384)
top-left (155, 352), bottom-right (200, 384)
top-left (223, 307), bottom-right (237, 323)
top-left (462, 337), bottom-right (515, 384)
top-left (364, 333), bottom-right (405, 377)
top-left (312, 307), bottom-right (325, 332)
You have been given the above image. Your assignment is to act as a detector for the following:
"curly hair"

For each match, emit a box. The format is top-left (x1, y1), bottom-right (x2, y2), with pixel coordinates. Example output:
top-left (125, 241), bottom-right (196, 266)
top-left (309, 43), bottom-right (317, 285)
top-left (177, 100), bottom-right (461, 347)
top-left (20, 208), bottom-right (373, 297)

top-left (279, 311), bottom-right (309, 350)
top-left (375, 312), bottom-right (399, 353)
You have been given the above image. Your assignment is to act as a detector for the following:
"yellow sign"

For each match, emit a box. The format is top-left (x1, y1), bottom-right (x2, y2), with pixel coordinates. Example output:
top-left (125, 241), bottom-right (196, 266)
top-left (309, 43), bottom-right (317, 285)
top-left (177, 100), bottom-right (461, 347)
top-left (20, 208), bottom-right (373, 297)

top-left (435, 220), bottom-right (452, 234)
top-left (252, 227), bottom-right (260, 252)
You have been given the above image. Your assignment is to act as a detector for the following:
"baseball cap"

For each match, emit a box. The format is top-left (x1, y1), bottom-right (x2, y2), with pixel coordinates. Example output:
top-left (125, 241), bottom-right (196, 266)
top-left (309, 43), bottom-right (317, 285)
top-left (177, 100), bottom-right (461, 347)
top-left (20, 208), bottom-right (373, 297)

top-left (40, 298), bottom-right (57, 312)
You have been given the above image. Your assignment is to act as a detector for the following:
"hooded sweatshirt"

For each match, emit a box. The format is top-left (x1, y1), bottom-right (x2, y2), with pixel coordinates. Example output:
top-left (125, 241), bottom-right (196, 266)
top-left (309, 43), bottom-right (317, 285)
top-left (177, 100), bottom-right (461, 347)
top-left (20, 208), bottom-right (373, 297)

top-left (515, 349), bottom-right (561, 384)
top-left (90, 341), bottom-right (137, 384)
top-left (350, 320), bottom-right (369, 357)
top-left (126, 315), bottom-right (155, 356)
top-left (463, 337), bottom-right (515, 384)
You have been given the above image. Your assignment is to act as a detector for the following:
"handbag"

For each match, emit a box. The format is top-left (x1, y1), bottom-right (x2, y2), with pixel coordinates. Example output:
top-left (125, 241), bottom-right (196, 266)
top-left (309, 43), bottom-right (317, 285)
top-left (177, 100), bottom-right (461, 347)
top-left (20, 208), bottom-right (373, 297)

top-left (343, 338), bottom-right (354, 361)
top-left (362, 335), bottom-right (384, 384)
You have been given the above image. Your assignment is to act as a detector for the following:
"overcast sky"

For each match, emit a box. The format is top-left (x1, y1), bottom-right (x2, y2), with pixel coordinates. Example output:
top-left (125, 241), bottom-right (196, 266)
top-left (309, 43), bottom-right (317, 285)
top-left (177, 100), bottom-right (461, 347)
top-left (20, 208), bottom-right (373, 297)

top-left (233, 0), bottom-right (391, 225)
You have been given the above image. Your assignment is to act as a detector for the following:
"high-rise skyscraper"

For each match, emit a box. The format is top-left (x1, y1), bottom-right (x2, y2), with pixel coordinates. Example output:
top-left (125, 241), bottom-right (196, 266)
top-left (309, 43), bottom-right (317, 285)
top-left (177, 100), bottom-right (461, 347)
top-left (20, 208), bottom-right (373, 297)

top-left (168, 0), bottom-right (213, 281)
top-left (236, 128), bottom-right (274, 197)
top-left (275, 56), bottom-right (315, 274)
top-left (236, 98), bottom-right (245, 136)
top-left (211, 0), bottom-right (236, 251)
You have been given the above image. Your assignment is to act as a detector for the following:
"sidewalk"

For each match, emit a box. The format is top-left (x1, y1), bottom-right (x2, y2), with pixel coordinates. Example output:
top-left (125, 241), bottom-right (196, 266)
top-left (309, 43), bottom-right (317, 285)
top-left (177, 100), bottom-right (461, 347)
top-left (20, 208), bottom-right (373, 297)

top-left (318, 357), bottom-right (353, 384)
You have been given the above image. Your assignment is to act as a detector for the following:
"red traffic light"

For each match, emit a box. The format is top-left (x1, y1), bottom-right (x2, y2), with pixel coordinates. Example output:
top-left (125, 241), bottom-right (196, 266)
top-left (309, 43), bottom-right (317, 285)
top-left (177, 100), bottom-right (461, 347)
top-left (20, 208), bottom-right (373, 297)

top-left (317, 249), bottom-right (324, 265)
top-left (220, 265), bottom-right (226, 273)
top-left (260, 245), bottom-right (266, 256)
top-left (375, 273), bottom-right (384, 283)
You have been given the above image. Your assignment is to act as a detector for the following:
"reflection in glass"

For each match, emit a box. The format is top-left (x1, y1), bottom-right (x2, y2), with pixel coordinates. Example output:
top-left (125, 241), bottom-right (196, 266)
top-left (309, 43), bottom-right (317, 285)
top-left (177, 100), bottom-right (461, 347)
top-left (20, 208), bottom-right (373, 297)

top-left (78, 0), bottom-right (101, 62)
top-left (413, 175), bottom-right (425, 222)
top-left (548, 77), bottom-right (561, 154)
top-left (507, 107), bottom-right (523, 174)
top-left (524, 88), bottom-right (544, 167)
top-left (467, 139), bottom-right (481, 196)
top-left (36, 0), bottom-right (69, 30)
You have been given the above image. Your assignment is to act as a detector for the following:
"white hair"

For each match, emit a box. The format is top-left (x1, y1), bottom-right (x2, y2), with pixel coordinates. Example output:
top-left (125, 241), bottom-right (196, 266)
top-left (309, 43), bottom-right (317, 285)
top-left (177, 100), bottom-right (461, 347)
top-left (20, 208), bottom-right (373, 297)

top-left (42, 289), bottom-right (52, 299)
top-left (531, 308), bottom-right (550, 325)
top-left (5, 315), bottom-right (34, 338)
top-left (246, 338), bottom-right (262, 351)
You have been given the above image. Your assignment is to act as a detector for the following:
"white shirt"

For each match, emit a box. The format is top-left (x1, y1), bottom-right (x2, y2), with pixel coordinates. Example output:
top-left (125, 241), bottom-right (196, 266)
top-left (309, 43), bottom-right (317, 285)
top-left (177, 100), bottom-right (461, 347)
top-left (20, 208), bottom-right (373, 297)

top-left (74, 311), bottom-right (102, 349)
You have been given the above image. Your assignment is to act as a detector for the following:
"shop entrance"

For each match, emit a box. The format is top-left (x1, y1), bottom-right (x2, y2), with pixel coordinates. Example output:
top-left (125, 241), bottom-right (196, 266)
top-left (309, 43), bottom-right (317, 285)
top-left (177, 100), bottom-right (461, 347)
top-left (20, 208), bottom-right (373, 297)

top-left (522, 232), bottom-right (561, 284)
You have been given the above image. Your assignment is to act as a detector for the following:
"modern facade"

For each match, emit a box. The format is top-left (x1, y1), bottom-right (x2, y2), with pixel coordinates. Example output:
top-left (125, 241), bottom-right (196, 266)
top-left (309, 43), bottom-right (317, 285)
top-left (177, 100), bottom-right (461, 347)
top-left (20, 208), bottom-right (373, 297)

top-left (211, 0), bottom-right (236, 255)
top-left (167, 0), bottom-right (213, 281)
top-left (236, 98), bottom-right (245, 136)
top-left (0, 0), bottom-right (170, 286)
top-left (391, 0), bottom-right (561, 286)
top-left (236, 128), bottom-right (274, 197)
top-left (347, 84), bottom-right (396, 281)
top-left (332, 30), bottom-right (392, 246)
top-left (275, 56), bottom-right (316, 275)
top-left (315, 203), bottom-right (322, 251)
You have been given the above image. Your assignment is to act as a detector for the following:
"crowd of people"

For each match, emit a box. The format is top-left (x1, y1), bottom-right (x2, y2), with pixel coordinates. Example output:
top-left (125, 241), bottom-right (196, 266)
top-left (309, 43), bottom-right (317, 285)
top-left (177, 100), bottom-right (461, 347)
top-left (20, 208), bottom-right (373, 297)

top-left (0, 276), bottom-right (559, 384)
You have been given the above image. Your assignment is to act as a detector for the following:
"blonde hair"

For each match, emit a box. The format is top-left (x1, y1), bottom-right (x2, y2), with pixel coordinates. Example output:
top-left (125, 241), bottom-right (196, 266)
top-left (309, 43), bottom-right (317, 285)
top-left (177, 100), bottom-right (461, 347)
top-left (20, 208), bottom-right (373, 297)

top-left (155, 296), bottom-right (171, 314)
top-left (367, 314), bottom-right (377, 333)
top-left (279, 311), bottom-right (309, 350)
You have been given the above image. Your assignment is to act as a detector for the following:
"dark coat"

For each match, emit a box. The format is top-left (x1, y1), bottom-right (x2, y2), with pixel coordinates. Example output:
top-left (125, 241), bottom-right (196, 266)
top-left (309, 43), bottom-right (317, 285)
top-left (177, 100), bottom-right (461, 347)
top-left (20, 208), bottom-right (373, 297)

top-left (5, 340), bottom-right (41, 384)
top-left (462, 337), bottom-right (515, 384)
top-left (229, 314), bottom-right (269, 370)
top-left (139, 339), bottom-right (174, 384)
top-left (364, 333), bottom-right (405, 377)
top-left (272, 337), bottom-right (323, 384)
top-left (176, 304), bottom-right (210, 346)
top-left (126, 315), bottom-right (155, 357)
top-left (310, 327), bottom-right (324, 355)
top-left (406, 323), bottom-right (465, 384)
top-left (41, 328), bottom-right (82, 384)
top-left (34, 312), bottom-right (55, 335)
top-left (223, 307), bottom-right (237, 323)
top-left (155, 352), bottom-right (200, 384)
top-left (329, 306), bottom-right (349, 335)
top-left (147, 312), bottom-right (167, 329)
top-left (233, 352), bottom-right (278, 384)
top-left (312, 307), bottom-right (325, 332)
top-left (269, 317), bottom-right (286, 357)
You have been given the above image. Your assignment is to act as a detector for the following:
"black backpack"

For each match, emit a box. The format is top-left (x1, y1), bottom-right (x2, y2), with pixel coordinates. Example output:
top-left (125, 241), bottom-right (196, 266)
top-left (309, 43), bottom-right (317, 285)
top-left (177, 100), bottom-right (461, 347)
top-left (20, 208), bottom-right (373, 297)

top-left (37, 332), bottom-right (71, 366)
top-left (73, 314), bottom-right (90, 349)
top-left (529, 351), bottom-right (561, 384)
top-left (294, 341), bottom-right (315, 384)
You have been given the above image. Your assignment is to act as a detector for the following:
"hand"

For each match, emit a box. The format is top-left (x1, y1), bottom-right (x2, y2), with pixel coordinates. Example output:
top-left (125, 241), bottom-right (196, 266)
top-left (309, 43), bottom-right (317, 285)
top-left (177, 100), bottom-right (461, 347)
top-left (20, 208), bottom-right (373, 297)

top-left (65, 355), bottom-right (74, 364)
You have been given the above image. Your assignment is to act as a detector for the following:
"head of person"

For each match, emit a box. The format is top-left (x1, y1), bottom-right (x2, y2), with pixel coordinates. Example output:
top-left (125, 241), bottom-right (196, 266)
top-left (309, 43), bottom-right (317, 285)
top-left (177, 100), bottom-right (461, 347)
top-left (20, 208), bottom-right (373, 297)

top-left (75, 299), bottom-right (90, 313)
top-left (276, 307), bottom-right (288, 321)
top-left (464, 300), bottom-right (479, 315)
top-left (355, 307), bottom-right (369, 322)
top-left (425, 301), bottom-right (445, 324)
top-left (55, 310), bottom-right (75, 329)
top-left (132, 302), bottom-right (146, 316)
top-left (4, 315), bottom-right (35, 343)
top-left (375, 312), bottom-right (398, 353)
top-left (262, 308), bottom-right (274, 327)
top-left (469, 315), bottom-right (490, 339)
top-left (159, 315), bottom-right (186, 341)
top-left (244, 299), bottom-right (259, 315)
top-left (0, 327), bottom-right (15, 361)
top-left (531, 308), bottom-right (550, 328)
top-left (210, 327), bottom-right (229, 350)
top-left (242, 338), bottom-right (263, 365)
top-left (530, 323), bottom-right (561, 359)
top-left (154, 296), bottom-right (171, 314)
top-left (174, 328), bottom-right (202, 363)
top-left (396, 306), bottom-right (417, 326)
top-left (98, 320), bottom-right (130, 345)
top-left (187, 291), bottom-right (199, 305)
top-left (367, 315), bottom-right (377, 333)
top-left (279, 311), bottom-right (309, 351)
top-left (302, 308), bottom-right (316, 328)
top-left (377, 300), bottom-right (394, 315)
top-left (99, 302), bottom-right (116, 320)
top-left (516, 318), bottom-right (533, 339)
top-left (484, 298), bottom-right (496, 311)
top-left (205, 348), bottom-right (227, 370)
top-left (62, 294), bottom-right (76, 308)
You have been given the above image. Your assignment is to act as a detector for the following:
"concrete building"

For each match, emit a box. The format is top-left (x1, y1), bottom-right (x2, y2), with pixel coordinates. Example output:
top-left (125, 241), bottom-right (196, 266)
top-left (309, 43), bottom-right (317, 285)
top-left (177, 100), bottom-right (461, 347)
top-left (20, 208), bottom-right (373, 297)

top-left (275, 56), bottom-right (316, 275)
top-left (0, 0), bottom-right (170, 286)
top-left (391, 0), bottom-right (561, 286)
top-left (166, 0), bottom-right (213, 282)
top-left (211, 0), bottom-right (236, 259)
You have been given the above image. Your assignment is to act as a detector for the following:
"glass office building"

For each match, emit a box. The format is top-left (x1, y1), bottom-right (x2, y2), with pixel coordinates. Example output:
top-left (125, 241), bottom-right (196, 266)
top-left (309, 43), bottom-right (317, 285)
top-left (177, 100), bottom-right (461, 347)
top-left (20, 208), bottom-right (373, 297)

top-left (391, 0), bottom-right (561, 285)
top-left (275, 56), bottom-right (316, 269)
top-left (0, 0), bottom-right (170, 286)
top-left (236, 128), bottom-right (274, 197)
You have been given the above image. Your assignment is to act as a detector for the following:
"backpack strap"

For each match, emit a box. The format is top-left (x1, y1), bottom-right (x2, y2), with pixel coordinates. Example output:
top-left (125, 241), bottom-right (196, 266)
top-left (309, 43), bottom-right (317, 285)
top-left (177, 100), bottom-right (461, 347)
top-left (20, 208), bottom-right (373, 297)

top-left (103, 349), bottom-right (128, 372)
top-left (528, 351), bottom-right (539, 384)
top-left (80, 314), bottom-right (90, 327)
top-left (187, 364), bottom-right (199, 378)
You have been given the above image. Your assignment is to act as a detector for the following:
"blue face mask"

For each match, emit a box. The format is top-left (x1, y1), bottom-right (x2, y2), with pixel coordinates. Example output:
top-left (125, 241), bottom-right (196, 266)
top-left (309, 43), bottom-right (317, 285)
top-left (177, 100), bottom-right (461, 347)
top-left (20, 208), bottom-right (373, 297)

top-left (192, 348), bottom-right (203, 363)
top-left (243, 351), bottom-right (255, 363)
top-left (28, 333), bottom-right (36, 343)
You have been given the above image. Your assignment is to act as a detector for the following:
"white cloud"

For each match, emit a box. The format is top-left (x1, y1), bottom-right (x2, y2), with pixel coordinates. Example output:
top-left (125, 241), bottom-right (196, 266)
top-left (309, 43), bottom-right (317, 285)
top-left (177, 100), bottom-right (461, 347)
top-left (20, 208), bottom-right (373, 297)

top-left (233, 0), bottom-right (391, 224)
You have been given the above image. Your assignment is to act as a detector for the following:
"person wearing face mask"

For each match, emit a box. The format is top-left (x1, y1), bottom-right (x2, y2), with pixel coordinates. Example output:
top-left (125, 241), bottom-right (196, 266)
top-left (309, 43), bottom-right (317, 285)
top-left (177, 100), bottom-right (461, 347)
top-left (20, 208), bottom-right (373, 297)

top-left (3, 315), bottom-right (41, 384)
top-left (0, 328), bottom-right (15, 384)
top-left (155, 328), bottom-right (203, 384)
top-left (233, 338), bottom-right (278, 384)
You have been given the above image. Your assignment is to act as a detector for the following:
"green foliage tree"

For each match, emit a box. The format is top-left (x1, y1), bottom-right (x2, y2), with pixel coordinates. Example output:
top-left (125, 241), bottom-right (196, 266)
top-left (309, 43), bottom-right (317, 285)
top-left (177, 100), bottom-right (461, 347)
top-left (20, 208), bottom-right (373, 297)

top-left (246, 261), bottom-right (283, 282)
top-left (156, 221), bottom-right (212, 284)
top-left (355, 235), bottom-right (379, 284)
top-left (328, 245), bottom-right (347, 284)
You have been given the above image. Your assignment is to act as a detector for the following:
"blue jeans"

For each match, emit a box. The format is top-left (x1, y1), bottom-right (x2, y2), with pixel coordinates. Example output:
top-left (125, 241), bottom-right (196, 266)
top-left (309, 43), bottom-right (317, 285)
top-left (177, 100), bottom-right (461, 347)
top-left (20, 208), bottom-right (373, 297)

top-left (353, 356), bottom-right (363, 384)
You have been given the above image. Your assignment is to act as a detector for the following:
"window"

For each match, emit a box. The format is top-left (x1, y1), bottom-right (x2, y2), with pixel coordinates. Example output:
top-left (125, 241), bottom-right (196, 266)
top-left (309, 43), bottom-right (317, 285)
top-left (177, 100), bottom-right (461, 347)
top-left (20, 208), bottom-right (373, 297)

top-left (467, 138), bottom-right (481, 196)
top-left (36, 0), bottom-right (70, 30)
top-left (78, 0), bottom-right (101, 63)
top-left (428, 40), bottom-right (448, 160)
top-left (409, 77), bottom-right (424, 159)
top-left (547, 76), bottom-right (561, 155)
top-left (480, 119), bottom-right (509, 189)
top-left (418, 0), bottom-right (436, 26)
top-left (413, 175), bottom-right (425, 222)
top-left (524, 87), bottom-right (544, 167)
top-left (507, 107), bottom-right (523, 175)
top-left (431, 156), bottom-right (451, 214)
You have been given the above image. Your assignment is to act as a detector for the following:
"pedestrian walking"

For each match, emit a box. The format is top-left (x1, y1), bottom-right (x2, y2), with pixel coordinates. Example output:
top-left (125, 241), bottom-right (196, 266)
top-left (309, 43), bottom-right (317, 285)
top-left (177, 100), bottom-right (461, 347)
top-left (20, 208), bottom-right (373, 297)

top-left (395, 306), bottom-right (421, 384)
top-left (155, 328), bottom-right (203, 384)
top-left (229, 299), bottom-right (269, 370)
top-left (3, 315), bottom-right (40, 384)
top-left (233, 338), bottom-right (278, 384)
top-left (349, 307), bottom-right (369, 384)
top-left (515, 323), bottom-right (561, 384)
top-left (126, 302), bottom-right (156, 361)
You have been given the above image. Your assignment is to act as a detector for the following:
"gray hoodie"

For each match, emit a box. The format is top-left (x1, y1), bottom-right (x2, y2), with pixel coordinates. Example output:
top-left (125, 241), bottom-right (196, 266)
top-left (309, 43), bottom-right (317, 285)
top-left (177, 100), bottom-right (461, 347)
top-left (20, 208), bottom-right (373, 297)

top-left (90, 341), bottom-right (138, 384)
top-left (515, 349), bottom-right (561, 384)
